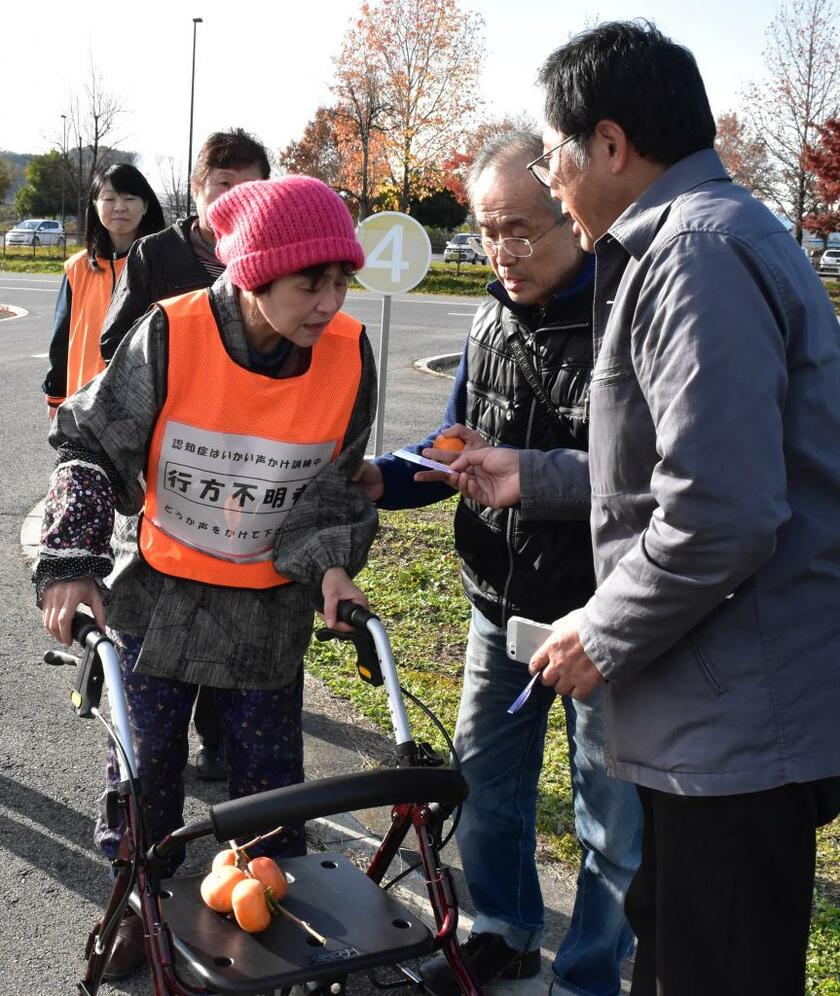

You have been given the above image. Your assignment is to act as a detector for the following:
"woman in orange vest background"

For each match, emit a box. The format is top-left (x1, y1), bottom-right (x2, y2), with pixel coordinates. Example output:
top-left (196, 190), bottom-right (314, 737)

top-left (42, 163), bottom-right (165, 416)
top-left (35, 176), bottom-right (377, 979)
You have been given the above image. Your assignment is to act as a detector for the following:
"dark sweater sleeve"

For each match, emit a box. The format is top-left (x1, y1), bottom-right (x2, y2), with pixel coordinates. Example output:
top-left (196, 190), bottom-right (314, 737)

top-left (271, 331), bottom-right (379, 584)
top-left (100, 239), bottom-right (154, 361)
top-left (373, 347), bottom-right (468, 510)
top-left (42, 276), bottom-right (72, 406)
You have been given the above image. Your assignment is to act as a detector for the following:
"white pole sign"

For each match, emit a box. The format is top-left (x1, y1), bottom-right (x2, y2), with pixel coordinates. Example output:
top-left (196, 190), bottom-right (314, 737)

top-left (355, 213), bottom-right (432, 454)
top-left (355, 211), bottom-right (432, 294)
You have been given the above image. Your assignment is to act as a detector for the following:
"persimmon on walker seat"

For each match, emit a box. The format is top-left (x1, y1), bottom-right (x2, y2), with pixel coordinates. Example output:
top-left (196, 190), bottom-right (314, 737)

top-left (44, 603), bottom-right (482, 996)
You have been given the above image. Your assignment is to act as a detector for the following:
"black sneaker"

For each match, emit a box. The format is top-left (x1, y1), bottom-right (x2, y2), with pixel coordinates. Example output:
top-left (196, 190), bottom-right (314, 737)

top-left (195, 742), bottom-right (228, 781)
top-left (419, 932), bottom-right (541, 995)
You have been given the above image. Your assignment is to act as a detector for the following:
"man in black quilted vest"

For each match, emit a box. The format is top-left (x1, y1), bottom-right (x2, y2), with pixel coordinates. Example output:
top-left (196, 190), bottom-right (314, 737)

top-left (357, 131), bottom-right (641, 996)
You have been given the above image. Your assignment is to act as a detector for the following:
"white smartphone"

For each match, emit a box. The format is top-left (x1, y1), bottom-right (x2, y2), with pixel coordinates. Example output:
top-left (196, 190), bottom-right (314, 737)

top-left (506, 615), bottom-right (554, 663)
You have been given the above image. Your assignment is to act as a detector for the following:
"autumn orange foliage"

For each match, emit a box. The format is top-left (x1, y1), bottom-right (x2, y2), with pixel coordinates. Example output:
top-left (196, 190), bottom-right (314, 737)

top-left (280, 0), bottom-right (485, 218)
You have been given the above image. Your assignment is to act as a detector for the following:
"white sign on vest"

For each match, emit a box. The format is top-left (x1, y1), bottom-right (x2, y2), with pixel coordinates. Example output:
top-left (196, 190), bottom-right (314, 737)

top-left (354, 212), bottom-right (432, 453)
top-left (149, 420), bottom-right (335, 562)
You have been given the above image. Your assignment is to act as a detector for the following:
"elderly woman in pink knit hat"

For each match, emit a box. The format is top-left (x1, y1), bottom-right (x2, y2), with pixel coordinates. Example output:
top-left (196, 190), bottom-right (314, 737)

top-left (35, 176), bottom-right (377, 979)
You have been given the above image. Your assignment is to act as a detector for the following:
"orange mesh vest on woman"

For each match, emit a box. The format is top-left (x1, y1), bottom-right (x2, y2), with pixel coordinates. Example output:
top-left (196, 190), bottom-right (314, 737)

top-left (140, 288), bottom-right (363, 589)
top-left (65, 250), bottom-right (127, 395)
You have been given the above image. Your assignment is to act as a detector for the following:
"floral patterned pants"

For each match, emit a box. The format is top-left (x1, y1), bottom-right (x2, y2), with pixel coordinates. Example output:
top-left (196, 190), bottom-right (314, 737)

top-left (95, 629), bottom-right (306, 873)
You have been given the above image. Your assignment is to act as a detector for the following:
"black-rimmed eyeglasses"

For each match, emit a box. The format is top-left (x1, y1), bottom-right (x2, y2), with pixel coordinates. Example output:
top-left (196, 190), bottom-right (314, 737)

top-left (526, 134), bottom-right (580, 188)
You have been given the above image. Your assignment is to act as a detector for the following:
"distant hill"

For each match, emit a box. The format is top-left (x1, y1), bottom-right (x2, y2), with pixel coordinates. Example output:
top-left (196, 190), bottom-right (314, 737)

top-left (0, 151), bottom-right (34, 204)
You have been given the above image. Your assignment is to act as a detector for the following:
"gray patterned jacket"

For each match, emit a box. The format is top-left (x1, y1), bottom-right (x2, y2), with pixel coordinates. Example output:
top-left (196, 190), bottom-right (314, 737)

top-left (521, 150), bottom-right (840, 795)
top-left (36, 274), bottom-right (378, 689)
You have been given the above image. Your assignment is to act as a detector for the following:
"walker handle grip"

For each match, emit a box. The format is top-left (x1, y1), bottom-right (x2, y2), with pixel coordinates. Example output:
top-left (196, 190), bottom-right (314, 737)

top-left (71, 612), bottom-right (105, 648)
top-left (210, 767), bottom-right (468, 842)
top-left (312, 596), bottom-right (378, 631)
top-left (336, 599), bottom-right (377, 629)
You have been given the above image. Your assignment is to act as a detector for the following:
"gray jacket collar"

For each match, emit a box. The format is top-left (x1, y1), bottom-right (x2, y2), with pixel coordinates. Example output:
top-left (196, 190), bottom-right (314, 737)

top-left (606, 149), bottom-right (731, 261)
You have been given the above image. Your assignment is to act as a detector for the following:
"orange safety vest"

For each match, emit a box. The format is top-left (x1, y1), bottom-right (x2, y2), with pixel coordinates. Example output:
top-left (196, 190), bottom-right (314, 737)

top-left (139, 288), bottom-right (364, 589)
top-left (65, 250), bottom-right (126, 396)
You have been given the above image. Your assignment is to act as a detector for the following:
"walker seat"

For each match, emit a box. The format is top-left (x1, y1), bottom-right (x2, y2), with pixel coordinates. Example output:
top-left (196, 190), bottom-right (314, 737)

top-left (149, 851), bottom-right (433, 993)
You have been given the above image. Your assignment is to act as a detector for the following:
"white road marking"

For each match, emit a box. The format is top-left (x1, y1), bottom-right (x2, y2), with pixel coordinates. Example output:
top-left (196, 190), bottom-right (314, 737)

top-left (31, 353), bottom-right (48, 358)
top-left (0, 273), bottom-right (60, 279)
top-left (0, 274), bottom-right (59, 279)
top-left (348, 291), bottom-right (477, 306)
top-left (0, 285), bottom-right (56, 293)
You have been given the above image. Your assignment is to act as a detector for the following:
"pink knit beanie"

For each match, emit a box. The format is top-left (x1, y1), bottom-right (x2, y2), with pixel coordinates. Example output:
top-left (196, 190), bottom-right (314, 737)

top-left (208, 176), bottom-right (365, 290)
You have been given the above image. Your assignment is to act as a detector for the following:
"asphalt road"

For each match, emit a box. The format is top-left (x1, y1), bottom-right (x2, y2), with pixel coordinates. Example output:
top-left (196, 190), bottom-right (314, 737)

top-left (0, 272), bottom-right (475, 454)
top-left (0, 275), bottom-right (602, 996)
top-left (0, 274), bottom-right (480, 996)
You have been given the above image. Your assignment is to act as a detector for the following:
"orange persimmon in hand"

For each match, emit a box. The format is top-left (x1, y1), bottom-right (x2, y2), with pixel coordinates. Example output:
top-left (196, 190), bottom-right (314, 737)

top-left (433, 434), bottom-right (465, 453)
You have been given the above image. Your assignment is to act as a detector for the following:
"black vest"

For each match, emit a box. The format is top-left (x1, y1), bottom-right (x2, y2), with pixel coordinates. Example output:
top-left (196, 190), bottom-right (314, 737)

top-left (454, 285), bottom-right (596, 627)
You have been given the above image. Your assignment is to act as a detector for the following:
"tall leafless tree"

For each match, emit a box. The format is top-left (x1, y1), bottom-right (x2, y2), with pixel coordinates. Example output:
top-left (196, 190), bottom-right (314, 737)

top-left (158, 156), bottom-right (190, 223)
top-left (59, 61), bottom-right (127, 231)
top-left (742, 0), bottom-right (840, 241)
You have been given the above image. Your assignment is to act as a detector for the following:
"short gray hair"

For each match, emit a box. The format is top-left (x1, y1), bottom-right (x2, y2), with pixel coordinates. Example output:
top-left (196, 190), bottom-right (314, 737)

top-left (466, 129), bottom-right (564, 219)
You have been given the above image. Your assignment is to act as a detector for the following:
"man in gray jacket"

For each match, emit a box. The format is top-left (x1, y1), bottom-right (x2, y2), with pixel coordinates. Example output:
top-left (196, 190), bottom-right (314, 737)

top-left (448, 20), bottom-right (840, 996)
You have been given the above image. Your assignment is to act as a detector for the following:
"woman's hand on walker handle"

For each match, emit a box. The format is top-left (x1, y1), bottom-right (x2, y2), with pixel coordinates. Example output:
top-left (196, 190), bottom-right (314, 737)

top-left (321, 567), bottom-right (369, 632)
top-left (446, 447), bottom-right (523, 508)
top-left (42, 578), bottom-right (106, 647)
top-left (529, 608), bottom-right (604, 701)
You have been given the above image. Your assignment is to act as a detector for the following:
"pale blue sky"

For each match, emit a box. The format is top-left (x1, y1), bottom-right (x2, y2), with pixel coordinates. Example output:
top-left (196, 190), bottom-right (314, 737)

top-left (5, 0), bottom-right (777, 187)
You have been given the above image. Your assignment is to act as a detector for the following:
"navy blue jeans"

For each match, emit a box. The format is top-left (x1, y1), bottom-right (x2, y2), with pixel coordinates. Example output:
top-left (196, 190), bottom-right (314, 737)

top-left (95, 629), bottom-right (306, 872)
top-left (454, 608), bottom-right (641, 996)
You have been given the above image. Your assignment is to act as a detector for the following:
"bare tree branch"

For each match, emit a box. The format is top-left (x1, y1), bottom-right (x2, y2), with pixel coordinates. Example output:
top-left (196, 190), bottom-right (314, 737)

top-left (158, 156), bottom-right (189, 223)
top-left (58, 59), bottom-right (128, 231)
top-left (742, 0), bottom-right (840, 240)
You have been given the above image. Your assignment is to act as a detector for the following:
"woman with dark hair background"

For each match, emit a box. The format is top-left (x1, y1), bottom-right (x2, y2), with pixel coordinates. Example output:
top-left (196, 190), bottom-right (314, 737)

top-left (42, 162), bottom-right (165, 415)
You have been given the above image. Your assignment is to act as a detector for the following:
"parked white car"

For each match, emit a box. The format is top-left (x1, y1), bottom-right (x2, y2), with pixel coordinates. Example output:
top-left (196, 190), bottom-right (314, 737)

top-left (443, 232), bottom-right (488, 265)
top-left (818, 248), bottom-right (840, 277)
top-left (6, 219), bottom-right (65, 246)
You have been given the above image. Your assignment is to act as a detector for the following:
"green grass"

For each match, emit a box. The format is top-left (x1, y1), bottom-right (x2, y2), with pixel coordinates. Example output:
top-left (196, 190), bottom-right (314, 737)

top-left (304, 499), bottom-right (840, 993)
top-left (350, 259), bottom-right (492, 297)
top-left (0, 246), bottom-right (71, 274)
top-left (410, 260), bottom-right (494, 296)
top-left (824, 279), bottom-right (840, 314)
top-left (0, 253), bottom-right (493, 291)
